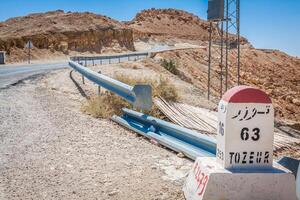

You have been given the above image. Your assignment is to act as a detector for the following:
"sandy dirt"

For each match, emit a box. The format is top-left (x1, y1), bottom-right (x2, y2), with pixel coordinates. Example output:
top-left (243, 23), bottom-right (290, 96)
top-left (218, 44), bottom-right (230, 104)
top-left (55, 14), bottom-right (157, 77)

top-left (0, 70), bottom-right (192, 200)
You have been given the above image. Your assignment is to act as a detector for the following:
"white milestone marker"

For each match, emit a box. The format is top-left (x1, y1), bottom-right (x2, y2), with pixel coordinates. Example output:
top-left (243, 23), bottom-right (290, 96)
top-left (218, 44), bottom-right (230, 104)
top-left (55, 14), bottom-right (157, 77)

top-left (183, 86), bottom-right (298, 200)
top-left (217, 85), bottom-right (274, 170)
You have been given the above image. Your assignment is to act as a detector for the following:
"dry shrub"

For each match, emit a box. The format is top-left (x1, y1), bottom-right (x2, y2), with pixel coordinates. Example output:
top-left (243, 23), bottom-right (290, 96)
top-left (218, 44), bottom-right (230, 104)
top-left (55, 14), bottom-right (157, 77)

top-left (82, 75), bottom-right (178, 119)
top-left (115, 74), bottom-right (178, 102)
top-left (153, 78), bottom-right (178, 102)
top-left (81, 92), bottom-right (130, 119)
top-left (161, 59), bottom-right (178, 75)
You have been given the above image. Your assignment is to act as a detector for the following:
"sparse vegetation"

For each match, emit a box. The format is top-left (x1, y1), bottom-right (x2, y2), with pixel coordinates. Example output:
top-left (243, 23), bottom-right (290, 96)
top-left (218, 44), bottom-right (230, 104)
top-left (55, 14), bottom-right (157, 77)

top-left (82, 75), bottom-right (178, 119)
top-left (115, 74), bottom-right (178, 102)
top-left (161, 59), bottom-right (178, 75)
top-left (153, 77), bottom-right (178, 102)
top-left (82, 89), bottom-right (133, 118)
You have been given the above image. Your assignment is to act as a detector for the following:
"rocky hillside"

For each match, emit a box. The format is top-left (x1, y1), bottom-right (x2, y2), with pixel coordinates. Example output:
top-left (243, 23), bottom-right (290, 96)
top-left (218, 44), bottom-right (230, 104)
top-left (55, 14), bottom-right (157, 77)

top-left (0, 10), bottom-right (134, 59)
top-left (127, 9), bottom-right (211, 41)
top-left (152, 48), bottom-right (300, 123)
top-left (0, 8), bottom-right (249, 62)
top-left (127, 8), bottom-right (248, 44)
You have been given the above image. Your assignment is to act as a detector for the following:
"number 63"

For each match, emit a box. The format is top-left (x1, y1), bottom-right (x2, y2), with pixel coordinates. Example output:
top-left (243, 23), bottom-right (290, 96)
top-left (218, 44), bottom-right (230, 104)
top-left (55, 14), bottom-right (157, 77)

top-left (241, 127), bottom-right (260, 141)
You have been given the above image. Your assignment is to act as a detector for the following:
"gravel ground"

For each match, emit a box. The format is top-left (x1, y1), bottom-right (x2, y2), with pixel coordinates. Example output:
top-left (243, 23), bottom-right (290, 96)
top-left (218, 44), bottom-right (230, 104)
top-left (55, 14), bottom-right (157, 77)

top-left (0, 70), bottom-right (192, 200)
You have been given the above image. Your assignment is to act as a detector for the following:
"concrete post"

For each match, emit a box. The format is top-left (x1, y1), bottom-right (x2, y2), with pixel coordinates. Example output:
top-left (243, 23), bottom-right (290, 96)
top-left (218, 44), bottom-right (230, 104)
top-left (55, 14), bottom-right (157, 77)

top-left (183, 86), bottom-right (297, 200)
top-left (217, 86), bottom-right (274, 170)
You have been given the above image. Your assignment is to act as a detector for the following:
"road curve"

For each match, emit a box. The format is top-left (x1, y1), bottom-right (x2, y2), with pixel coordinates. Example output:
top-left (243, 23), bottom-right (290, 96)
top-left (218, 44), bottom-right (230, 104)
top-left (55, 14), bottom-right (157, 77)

top-left (0, 45), bottom-right (204, 89)
top-left (0, 62), bottom-right (68, 88)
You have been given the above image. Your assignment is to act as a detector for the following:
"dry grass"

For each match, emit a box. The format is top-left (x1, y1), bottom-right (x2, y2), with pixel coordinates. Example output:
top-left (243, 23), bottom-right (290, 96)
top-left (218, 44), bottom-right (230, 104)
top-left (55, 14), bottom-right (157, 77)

top-left (161, 59), bottom-right (178, 75)
top-left (81, 75), bottom-right (178, 119)
top-left (81, 92), bottom-right (130, 118)
top-left (115, 74), bottom-right (178, 102)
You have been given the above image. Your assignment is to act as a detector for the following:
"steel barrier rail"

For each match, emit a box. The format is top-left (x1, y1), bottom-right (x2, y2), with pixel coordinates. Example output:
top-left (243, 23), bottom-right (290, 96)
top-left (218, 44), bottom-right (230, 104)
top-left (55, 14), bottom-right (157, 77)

top-left (112, 108), bottom-right (216, 160)
top-left (70, 47), bottom-right (207, 64)
top-left (68, 61), bottom-right (152, 110)
top-left (70, 52), bottom-right (150, 64)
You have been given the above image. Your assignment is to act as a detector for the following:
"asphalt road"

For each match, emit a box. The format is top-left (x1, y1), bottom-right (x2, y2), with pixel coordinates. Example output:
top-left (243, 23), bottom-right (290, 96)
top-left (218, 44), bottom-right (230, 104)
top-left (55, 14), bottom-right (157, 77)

top-left (0, 61), bottom-right (68, 88)
top-left (0, 54), bottom-right (149, 89)
top-left (0, 45), bottom-right (201, 89)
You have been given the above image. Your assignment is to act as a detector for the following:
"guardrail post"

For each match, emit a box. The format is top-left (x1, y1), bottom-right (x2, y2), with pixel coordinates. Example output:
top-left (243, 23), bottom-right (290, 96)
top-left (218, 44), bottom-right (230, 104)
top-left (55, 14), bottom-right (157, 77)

top-left (118, 57), bottom-right (121, 63)
top-left (92, 59), bottom-right (95, 66)
top-left (100, 59), bottom-right (102, 65)
top-left (109, 58), bottom-right (111, 64)
top-left (82, 60), bottom-right (87, 84)
top-left (97, 71), bottom-right (101, 95)
top-left (79, 61), bottom-right (84, 86)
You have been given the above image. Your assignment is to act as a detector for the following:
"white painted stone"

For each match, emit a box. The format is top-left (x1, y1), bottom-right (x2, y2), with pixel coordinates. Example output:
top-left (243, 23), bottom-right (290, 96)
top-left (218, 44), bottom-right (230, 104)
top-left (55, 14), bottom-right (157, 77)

top-left (183, 86), bottom-right (298, 200)
top-left (217, 86), bottom-right (274, 170)
top-left (183, 157), bottom-right (297, 200)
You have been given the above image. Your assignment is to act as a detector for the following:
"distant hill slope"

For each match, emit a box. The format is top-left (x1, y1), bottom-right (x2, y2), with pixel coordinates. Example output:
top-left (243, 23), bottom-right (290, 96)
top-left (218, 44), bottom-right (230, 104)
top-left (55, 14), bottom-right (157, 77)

top-left (127, 8), bottom-right (248, 44)
top-left (127, 9), bottom-right (211, 41)
top-left (153, 48), bottom-right (300, 123)
top-left (0, 8), bottom-right (249, 62)
top-left (0, 10), bottom-right (134, 55)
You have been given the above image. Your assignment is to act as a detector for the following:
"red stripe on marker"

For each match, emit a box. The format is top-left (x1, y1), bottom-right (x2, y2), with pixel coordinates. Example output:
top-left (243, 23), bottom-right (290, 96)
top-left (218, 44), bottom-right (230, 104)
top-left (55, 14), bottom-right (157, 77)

top-left (222, 86), bottom-right (272, 103)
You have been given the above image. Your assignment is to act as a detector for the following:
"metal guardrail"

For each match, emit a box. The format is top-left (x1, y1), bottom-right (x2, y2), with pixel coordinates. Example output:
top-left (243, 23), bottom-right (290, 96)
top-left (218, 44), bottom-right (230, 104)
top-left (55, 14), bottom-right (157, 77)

top-left (113, 108), bottom-right (300, 179)
top-left (70, 52), bottom-right (149, 66)
top-left (69, 48), bottom-right (224, 160)
top-left (68, 61), bottom-right (152, 110)
top-left (112, 108), bottom-right (216, 160)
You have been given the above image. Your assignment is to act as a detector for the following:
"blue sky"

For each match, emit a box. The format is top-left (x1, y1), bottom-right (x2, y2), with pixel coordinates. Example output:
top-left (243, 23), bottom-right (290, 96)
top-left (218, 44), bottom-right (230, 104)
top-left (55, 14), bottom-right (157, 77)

top-left (0, 0), bottom-right (299, 57)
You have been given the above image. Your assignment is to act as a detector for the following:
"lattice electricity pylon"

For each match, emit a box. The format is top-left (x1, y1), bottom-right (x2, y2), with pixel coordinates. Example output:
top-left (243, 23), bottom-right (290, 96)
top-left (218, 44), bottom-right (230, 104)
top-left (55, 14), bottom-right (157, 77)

top-left (207, 21), bottom-right (226, 100)
top-left (207, 0), bottom-right (240, 100)
top-left (225, 0), bottom-right (240, 90)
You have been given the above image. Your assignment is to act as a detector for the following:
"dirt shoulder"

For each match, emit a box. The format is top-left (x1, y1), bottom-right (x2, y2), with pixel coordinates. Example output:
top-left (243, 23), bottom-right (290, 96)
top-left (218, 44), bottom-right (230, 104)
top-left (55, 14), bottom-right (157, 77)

top-left (0, 70), bottom-right (192, 200)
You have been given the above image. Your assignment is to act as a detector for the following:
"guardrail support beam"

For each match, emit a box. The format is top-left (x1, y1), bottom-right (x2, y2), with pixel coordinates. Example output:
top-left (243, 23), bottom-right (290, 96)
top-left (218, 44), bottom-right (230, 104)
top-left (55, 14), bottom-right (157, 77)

top-left (68, 61), bottom-right (152, 110)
